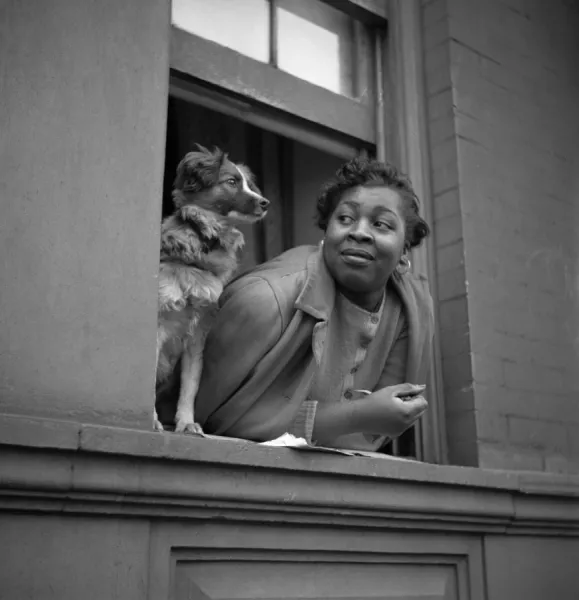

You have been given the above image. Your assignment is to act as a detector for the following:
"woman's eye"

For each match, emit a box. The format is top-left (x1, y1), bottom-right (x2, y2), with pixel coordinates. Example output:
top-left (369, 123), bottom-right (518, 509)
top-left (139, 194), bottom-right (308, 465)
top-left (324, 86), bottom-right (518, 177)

top-left (226, 178), bottom-right (237, 186)
top-left (337, 215), bottom-right (354, 225)
top-left (375, 220), bottom-right (394, 230)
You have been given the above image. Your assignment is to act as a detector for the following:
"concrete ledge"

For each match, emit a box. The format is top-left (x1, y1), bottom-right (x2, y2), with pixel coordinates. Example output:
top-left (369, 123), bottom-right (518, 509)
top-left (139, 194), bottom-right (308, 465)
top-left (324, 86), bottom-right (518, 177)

top-left (1, 414), bottom-right (578, 535)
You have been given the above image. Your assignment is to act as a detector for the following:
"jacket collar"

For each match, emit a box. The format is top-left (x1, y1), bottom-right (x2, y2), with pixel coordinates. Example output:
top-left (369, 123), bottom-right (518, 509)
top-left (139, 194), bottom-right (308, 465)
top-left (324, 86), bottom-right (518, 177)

top-left (293, 244), bottom-right (429, 325)
top-left (294, 244), bottom-right (336, 321)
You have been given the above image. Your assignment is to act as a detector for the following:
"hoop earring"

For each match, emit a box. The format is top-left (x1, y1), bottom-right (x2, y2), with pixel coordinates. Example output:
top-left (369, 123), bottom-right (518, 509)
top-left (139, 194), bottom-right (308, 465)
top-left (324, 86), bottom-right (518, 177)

top-left (397, 255), bottom-right (411, 274)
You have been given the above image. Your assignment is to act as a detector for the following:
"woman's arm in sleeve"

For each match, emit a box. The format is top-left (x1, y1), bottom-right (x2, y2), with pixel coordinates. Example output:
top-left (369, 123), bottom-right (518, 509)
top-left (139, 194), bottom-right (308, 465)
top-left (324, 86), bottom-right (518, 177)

top-left (194, 276), bottom-right (283, 424)
top-left (311, 328), bottom-right (410, 445)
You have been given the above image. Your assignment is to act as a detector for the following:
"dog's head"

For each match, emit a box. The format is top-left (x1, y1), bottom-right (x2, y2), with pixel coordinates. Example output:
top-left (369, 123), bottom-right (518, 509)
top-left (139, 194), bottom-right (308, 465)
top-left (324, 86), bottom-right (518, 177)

top-left (172, 144), bottom-right (269, 224)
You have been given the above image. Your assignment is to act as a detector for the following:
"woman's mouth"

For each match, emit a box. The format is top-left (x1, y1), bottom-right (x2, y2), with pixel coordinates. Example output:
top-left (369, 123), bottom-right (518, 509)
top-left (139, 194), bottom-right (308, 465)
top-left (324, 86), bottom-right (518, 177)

top-left (340, 248), bottom-right (375, 266)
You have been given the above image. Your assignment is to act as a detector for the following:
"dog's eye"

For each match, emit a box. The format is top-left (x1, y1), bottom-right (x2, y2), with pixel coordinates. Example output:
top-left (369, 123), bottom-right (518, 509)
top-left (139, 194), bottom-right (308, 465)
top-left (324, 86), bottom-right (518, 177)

top-left (225, 178), bottom-right (237, 187)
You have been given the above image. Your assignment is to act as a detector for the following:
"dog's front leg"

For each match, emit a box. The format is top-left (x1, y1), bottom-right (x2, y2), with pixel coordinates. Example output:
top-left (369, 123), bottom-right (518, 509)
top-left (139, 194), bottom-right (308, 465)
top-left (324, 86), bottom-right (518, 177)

top-left (174, 334), bottom-right (205, 435)
top-left (153, 328), bottom-right (166, 432)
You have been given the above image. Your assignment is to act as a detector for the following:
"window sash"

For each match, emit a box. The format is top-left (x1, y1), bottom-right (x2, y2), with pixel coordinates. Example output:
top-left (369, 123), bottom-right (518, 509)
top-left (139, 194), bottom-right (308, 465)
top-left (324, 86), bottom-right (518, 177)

top-left (170, 27), bottom-right (377, 144)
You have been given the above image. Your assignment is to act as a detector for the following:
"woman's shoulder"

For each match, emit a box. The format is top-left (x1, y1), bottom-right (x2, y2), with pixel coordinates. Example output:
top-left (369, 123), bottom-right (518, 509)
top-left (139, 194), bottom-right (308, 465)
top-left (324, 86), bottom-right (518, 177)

top-left (249, 244), bottom-right (318, 278)
top-left (390, 270), bottom-right (434, 323)
top-left (222, 245), bottom-right (317, 316)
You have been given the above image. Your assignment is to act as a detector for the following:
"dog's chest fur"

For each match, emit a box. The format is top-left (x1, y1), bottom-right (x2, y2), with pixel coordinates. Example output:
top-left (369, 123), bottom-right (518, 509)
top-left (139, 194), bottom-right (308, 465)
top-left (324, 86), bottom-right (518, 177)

top-left (160, 204), bottom-right (244, 282)
top-left (156, 205), bottom-right (245, 382)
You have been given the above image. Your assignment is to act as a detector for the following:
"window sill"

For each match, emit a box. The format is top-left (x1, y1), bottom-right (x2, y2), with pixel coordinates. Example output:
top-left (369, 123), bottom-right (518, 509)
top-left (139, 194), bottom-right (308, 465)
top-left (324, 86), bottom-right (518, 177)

top-left (1, 413), bottom-right (578, 535)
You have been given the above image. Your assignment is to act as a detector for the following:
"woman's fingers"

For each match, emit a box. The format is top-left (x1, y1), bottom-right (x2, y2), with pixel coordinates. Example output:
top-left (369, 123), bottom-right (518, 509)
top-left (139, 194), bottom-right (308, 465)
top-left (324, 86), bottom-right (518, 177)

top-left (401, 395), bottom-right (428, 420)
top-left (389, 382), bottom-right (426, 397)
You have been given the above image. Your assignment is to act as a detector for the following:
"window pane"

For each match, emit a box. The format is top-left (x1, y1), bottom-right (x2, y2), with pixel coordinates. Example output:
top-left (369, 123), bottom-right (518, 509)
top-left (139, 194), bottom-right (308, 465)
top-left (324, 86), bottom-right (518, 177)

top-left (276, 0), bottom-right (356, 97)
top-left (172, 0), bottom-right (270, 63)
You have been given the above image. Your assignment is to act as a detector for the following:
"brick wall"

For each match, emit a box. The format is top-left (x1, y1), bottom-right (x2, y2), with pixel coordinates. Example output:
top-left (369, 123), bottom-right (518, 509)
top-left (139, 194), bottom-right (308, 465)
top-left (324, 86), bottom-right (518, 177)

top-left (422, 0), bottom-right (579, 472)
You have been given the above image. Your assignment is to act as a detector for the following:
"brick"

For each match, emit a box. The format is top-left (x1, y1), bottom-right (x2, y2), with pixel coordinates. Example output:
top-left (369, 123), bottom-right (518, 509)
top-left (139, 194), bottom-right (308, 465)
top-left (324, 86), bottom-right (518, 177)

top-left (439, 295), bottom-right (469, 331)
top-left (436, 265), bottom-right (466, 302)
top-left (544, 454), bottom-right (579, 475)
top-left (424, 18), bottom-right (449, 53)
top-left (428, 113), bottom-right (456, 148)
top-left (478, 442), bottom-right (544, 472)
top-left (474, 410), bottom-right (509, 443)
top-left (446, 409), bottom-right (477, 443)
top-left (447, 437), bottom-right (479, 467)
top-left (441, 351), bottom-right (473, 391)
top-left (425, 37), bottom-right (450, 80)
top-left (436, 239), bottom-right (464, 272)
top-left (423, 0), bottom-right (579, 470)
top-left (444, 384), bottom-right (475, 414)
top-left (430, 135), bottom-right (458, 175)
top-left (431, 162), bottom-right (460, 198)
top-left (427, 86), bottom-right (454, 123)
top-left (432, 186), bottom-right (460, 222)
top-left (508, 416), bottom-right (569, 454)
top-left (568, 428), bottom-right (579, 459)
top-left (455, 111), bottom-right (493, 152)
top-left (470, 333), bottom-right (543, 368)
top-left (438, 324), bottom-right (471, 359)
top-left (471, 354), bottom-right (506, 387)
top-left (423, 0), bottom-right (448, 29)
top-left (473, 383), bottom-right (579, 424)
top-left (503, 362), bottom-right (565, 394)
top-left (435, 213), bottom-right (463, 247)
top-left (471, 382), bottom-right (510, 411)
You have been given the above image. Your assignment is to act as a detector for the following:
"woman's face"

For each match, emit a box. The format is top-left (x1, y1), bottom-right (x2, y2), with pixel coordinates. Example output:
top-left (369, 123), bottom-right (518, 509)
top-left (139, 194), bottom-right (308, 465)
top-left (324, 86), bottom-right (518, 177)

top-left (323, 185), bottom-right (406, 303)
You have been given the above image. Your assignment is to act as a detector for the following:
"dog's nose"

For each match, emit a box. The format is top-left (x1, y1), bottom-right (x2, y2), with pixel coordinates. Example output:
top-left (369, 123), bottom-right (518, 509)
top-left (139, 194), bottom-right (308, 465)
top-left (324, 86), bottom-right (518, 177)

top-left (259, 197), bottom-right (270, 209)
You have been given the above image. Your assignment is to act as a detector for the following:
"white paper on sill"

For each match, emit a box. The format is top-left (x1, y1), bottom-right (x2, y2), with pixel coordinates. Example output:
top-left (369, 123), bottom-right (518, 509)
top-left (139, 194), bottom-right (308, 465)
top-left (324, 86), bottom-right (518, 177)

top-left (259, 433), bottom-right (415, 461)
top-left (259, 433), bottom-right (353, 455)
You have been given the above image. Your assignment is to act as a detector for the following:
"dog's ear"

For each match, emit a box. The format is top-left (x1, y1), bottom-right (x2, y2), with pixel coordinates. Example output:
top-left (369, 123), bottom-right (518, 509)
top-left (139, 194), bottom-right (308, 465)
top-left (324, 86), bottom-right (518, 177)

top-left (194, 143), bottom-right (211, 154)
top-left (173, 147), bottom-right (226, 195)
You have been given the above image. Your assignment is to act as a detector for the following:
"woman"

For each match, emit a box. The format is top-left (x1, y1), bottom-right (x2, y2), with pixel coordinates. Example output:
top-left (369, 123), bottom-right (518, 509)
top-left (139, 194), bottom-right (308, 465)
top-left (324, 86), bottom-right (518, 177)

top-left (194, 156), bottom-right (434, 451)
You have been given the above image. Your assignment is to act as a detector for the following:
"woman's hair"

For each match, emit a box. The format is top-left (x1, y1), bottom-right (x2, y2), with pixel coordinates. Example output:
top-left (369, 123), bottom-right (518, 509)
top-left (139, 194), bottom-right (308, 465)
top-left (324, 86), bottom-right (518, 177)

top-left (316, 156), bottom-right (430, 249)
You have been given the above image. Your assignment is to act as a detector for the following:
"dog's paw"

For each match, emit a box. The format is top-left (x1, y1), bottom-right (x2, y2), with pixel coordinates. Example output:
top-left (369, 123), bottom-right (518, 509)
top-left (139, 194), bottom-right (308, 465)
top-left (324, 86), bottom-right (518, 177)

top-left (174, 419), bottom-right (204, 436)
top-left (153, 409), bottom-right (165, 432)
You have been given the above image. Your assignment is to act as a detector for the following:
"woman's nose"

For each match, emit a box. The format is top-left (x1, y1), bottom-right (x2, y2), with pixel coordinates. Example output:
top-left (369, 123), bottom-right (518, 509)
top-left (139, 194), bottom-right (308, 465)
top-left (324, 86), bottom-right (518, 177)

top-left (348, 222), bottom-right (372, 242)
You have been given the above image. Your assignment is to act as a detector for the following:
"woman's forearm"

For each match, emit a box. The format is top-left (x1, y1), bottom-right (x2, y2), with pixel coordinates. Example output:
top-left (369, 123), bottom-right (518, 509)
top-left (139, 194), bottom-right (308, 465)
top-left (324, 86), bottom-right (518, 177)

top-left (312, 401), bottom-right (361, 445)
top-left (312, 384), bottom-right (428, 445)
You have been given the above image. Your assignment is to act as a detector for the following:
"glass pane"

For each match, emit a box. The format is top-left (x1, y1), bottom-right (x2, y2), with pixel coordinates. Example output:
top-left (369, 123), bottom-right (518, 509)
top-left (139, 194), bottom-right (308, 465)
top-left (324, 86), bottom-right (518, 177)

top-left (276, 0), bottom-right (357, 97)
top-left (172, 0), bottom-right (270, 63)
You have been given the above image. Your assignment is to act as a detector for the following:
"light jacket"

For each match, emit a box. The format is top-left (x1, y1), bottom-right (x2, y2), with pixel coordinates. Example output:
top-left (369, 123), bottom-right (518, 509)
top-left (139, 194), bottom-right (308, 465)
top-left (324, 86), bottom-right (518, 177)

top-left (195, 244), bottom-right (434, 441)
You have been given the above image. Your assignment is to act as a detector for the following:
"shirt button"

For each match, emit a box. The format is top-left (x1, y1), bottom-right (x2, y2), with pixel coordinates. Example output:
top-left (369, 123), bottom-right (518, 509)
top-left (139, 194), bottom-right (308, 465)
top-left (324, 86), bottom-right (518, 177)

top-left (344, 390), bottom-right (353, 400)
top-left (370, 315), bottom-right (379, 324)
top-left (350, 366), bottom-right (358, 374)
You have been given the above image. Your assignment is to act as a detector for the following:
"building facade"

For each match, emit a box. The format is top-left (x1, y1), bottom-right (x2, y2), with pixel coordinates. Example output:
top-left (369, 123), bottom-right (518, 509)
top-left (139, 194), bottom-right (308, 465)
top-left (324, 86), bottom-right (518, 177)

top-left (1, 0), bottom-right (578, 598)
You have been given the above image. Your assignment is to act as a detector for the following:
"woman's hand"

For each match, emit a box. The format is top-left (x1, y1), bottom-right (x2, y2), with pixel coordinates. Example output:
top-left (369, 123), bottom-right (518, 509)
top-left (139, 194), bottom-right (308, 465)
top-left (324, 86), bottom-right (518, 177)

top-left (312, 383), bottom-right (427, 445)
top-left (351, 383), bottom-right (428, 437)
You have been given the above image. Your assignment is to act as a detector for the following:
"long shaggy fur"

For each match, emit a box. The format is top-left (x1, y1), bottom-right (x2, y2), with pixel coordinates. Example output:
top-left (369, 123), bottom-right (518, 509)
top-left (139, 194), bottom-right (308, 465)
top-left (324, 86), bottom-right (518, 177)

top-left (155, 146), bottom-right (268, 434)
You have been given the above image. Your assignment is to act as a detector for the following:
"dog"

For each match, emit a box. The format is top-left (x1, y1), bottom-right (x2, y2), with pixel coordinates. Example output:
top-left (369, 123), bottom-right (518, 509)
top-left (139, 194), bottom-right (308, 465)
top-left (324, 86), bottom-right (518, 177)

top-left (155, 145), bottom-right (269, 434)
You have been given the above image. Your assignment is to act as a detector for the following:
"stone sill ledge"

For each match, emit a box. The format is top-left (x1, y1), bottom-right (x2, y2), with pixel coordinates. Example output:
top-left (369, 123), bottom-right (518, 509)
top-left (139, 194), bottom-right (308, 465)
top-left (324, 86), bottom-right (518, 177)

top-left (1, 413), bottom-right (579, 535)
top-left (1, 413), bottom-right (577, 492)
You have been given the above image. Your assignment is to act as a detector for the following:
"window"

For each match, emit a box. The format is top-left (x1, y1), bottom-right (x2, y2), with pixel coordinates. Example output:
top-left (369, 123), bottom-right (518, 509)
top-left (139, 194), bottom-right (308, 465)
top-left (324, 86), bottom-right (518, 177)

top-left (172, 0), bottom-right (270, 63)
top-left (165, 0), bottom-right (444, 463)
top-left (172, 0), bottom-right (373, 100)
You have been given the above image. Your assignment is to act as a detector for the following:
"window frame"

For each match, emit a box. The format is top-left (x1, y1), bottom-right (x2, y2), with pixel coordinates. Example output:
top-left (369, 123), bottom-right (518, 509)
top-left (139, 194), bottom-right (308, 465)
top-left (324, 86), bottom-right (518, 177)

top-left (167, 0), bottom-right (447, 464)
top-left (170, 27), bottom-right (375, 144)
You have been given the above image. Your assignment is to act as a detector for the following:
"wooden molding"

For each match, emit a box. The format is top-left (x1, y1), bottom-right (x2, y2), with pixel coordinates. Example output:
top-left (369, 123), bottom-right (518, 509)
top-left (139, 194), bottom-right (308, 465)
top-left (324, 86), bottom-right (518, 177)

top-left (322, 0), bottom-right (389, 24)
top-left (170, 28), bottom-right (375, 144)
top-left (387, 0), bottom-right (448, 464)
